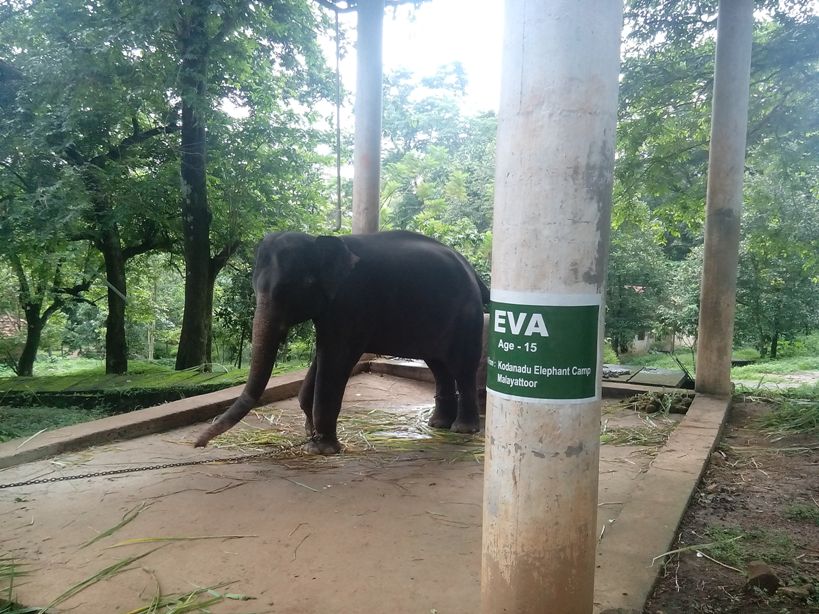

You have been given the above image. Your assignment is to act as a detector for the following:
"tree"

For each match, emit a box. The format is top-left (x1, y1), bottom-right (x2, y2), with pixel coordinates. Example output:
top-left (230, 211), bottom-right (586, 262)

top-left (0, 0), bottom-right (180, 374)
top-left (612, 2), bottom-right (819, 355)
top-left (0, 194), bottom-right (98, 375)
top-left (1, 0), bottom-right (335, 374)
top-left (605, 220), bottom-right (669, 356)
top-left (169, 0), bottom-right (335, 370)
top-left (735, 161), bottom-right (819, 358)
top-left (616, 3), bottom-right (819, 258)
top-left (380, 65), bottom-right (496, 274)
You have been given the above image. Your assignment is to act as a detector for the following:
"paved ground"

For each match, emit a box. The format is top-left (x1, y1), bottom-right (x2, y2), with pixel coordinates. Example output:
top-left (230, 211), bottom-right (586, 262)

top-left (0, 372), bottom-right (699, 613)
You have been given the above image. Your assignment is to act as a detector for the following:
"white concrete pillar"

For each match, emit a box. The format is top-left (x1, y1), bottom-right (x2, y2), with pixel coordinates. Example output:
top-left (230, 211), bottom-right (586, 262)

top-left (351, 0), bottom-right (384, 234)
top-left (481, 2), bottom-right (623, 613)
top-left (695, 0), bottom-right (754, 396)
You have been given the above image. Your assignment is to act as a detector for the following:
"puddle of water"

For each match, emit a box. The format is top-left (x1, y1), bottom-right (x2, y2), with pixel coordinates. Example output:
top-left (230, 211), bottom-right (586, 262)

top-left (370, 430), bottom-right (432, 440)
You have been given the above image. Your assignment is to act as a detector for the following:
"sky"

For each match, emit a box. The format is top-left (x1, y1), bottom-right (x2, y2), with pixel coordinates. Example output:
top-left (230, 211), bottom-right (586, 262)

top-left (333, 0), bottom-right (506, 114)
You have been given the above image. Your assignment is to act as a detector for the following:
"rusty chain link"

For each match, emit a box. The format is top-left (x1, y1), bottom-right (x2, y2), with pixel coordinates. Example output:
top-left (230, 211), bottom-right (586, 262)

top-left (0, 437), bottom-right (313, 490)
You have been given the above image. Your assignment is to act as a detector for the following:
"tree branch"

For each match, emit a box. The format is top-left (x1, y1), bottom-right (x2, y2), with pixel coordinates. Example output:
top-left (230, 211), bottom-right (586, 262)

top-left (122, 231), bottom-right (174, 261)
top-left (0, 161), bottom-right (33, 192)
top-left (211, 240), bottom-right (240, 276)
top-left (89, 121), bottom-right (180, 168)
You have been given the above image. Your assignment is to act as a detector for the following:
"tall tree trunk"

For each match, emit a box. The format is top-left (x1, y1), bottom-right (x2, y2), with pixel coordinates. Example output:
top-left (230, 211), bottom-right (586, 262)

top-left (770, 330), bottom-right (779, 359)
top-left (99, 225), bottom-right (128, 374)
top-left (17, 308), bottom-right (43, 377)
top-left (175, 0), bottom-right (213, 371)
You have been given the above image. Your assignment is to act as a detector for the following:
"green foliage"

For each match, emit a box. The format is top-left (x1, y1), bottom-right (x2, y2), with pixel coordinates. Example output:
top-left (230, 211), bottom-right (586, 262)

top-left (380, 65), bottom-right (496, 278)
top-left (735, 159), bottom-right (819, 358)
top-left (605, 223), bottom-right (668, 355)
top-left (656, 246), bottom-right (703, 353)
top-left (603, 343), bottom-right (619, 365)
top-left (0, 0), bottom-right (338, 375)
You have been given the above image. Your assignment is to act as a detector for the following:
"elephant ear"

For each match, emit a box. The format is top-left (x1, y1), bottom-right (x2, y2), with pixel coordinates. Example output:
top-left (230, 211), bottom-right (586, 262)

top-left (314, 235), bottom-right (359, 301)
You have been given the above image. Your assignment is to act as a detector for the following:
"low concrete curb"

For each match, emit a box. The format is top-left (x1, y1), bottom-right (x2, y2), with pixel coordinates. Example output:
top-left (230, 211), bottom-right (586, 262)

top-left (593, 393), bottom-right (731, 613)
top-left (4, 363), bottom-right (398, 470)
top-left (0, 367), bottom-right (312, 470)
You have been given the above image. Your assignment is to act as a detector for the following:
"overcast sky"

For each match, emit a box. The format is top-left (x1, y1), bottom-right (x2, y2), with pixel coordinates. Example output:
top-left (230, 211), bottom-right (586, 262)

top-left (333, 0), bottom-right (505, 113)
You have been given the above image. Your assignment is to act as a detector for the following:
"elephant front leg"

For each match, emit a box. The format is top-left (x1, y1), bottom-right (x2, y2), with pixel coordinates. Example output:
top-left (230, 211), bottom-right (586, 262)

top-left (298, 359), bottom-right (317, 437)
top-left (305, 347), bottom-right (360, 455)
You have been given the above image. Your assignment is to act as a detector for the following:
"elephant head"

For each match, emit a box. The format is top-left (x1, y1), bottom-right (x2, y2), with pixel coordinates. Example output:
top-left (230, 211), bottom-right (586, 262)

top-left (194, 232), bottom-right (358, 447)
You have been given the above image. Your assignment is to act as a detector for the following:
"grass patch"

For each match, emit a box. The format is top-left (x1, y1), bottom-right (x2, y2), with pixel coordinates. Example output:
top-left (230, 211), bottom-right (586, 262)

top-left (732, 355), bottom-right (819, 378)
top-left (783, 502), bottom-right (819, 525)
top-left (755, 399), bottom-right (819, 437)
top-left (732, 347), bottom-right (762, 361)
top-left (620, 351), bottom-right (697, 373)
top-left (0, 359), bottom-right (310, 421)
top-left (735, 382), bottom-right (819, 401)
top-left (704, 525), bottom-right (797, 568)
top-left (0, 406), bottom-right (106, 443)
top-left (0, 359), bottom-right (309, 394)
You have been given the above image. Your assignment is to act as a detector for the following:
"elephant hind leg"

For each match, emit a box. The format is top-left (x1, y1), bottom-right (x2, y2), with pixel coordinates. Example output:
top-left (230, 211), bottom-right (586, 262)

top-left (427, 359), bottom-right (458, 429)
top-left (451, 367), bottom-right (481, 434)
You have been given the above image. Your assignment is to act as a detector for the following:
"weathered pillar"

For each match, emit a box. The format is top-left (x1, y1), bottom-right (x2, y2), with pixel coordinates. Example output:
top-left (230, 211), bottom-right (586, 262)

top-left (695, 0), bottom-right (754, 396)
top-left (481, 2), bottom-right (623, 613)
top-left (351, 0), bottom-right (384, 235)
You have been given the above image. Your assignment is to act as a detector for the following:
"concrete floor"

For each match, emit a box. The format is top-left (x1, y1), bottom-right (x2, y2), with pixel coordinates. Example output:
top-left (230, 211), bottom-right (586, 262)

top-left (0, 372), bottom-right (683, 613)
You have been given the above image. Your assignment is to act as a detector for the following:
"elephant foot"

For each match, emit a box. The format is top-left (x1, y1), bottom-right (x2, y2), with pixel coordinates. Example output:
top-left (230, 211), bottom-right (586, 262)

top-left (450, 418), bottom-right (481, 434)
top-left (303, 418), bottom-right (315, 438)
top-left (428, 394), bottom-right (458, 429)
top-left (428, 412), bottom-right (455, 430)
top-left (305, 436), bottom-right (342, 455)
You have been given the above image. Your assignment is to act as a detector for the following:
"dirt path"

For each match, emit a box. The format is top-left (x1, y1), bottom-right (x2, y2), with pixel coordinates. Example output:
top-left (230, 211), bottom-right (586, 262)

top-left (645, 400), bottom-right (819, 613)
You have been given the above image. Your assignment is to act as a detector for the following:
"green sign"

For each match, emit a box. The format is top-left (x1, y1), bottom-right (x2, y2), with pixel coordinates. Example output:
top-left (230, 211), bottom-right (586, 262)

top-left (487, 297), bottom-right (600, 401)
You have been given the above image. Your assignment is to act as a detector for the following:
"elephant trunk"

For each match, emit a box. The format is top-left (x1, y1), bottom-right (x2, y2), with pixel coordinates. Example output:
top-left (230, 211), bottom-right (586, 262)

top-left (194, 296), bottom-right (285, 447)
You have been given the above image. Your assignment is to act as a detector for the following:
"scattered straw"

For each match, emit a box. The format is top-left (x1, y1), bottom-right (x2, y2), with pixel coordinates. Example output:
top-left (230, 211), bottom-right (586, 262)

top-left (106, 535), bottom-right (256, 548)
top-left (81, 501), bottom-right (151, 549)
top-left (211, 405), bottom-right (484, 463)
top-left (124, 583), bottom-right (253, 613)
top-left (651, 535), bottom-right (744, 567)
top-left (40, 547), bottom-right (162, 612)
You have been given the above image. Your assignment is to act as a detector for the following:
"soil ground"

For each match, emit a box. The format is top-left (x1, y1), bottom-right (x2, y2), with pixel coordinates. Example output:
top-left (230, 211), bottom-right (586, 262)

top-left (645, 398), bottom-right (819, 614)
top-left (0, 372), bottom-right (681, 613)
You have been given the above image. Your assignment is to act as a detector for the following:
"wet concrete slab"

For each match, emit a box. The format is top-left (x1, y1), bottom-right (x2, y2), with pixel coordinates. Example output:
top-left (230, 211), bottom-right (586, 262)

top-left (0, 372), bottom-right (719, 613)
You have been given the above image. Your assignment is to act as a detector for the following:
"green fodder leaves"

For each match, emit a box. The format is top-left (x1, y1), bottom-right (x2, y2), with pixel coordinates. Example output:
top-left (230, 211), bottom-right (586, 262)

top-left (756, 399), bottom-right (819, 437)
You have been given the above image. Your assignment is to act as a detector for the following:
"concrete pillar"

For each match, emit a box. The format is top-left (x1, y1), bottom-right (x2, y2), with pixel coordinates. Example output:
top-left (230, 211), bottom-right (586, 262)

top-left (351, 0), bottom-right (384, 235)
top-left (481, 2), bottom-right (623, 613)
top-left (695, 0), bottom-right (754, 396)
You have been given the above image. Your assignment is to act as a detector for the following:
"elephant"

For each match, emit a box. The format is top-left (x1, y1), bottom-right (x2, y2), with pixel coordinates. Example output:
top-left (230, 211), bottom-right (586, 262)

top-left (194, 230), bottom-right (489, 454)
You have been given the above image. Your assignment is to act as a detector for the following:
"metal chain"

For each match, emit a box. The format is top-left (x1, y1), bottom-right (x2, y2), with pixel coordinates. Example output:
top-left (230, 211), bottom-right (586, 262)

top-left (0, 438), bottom-right (313, 490)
